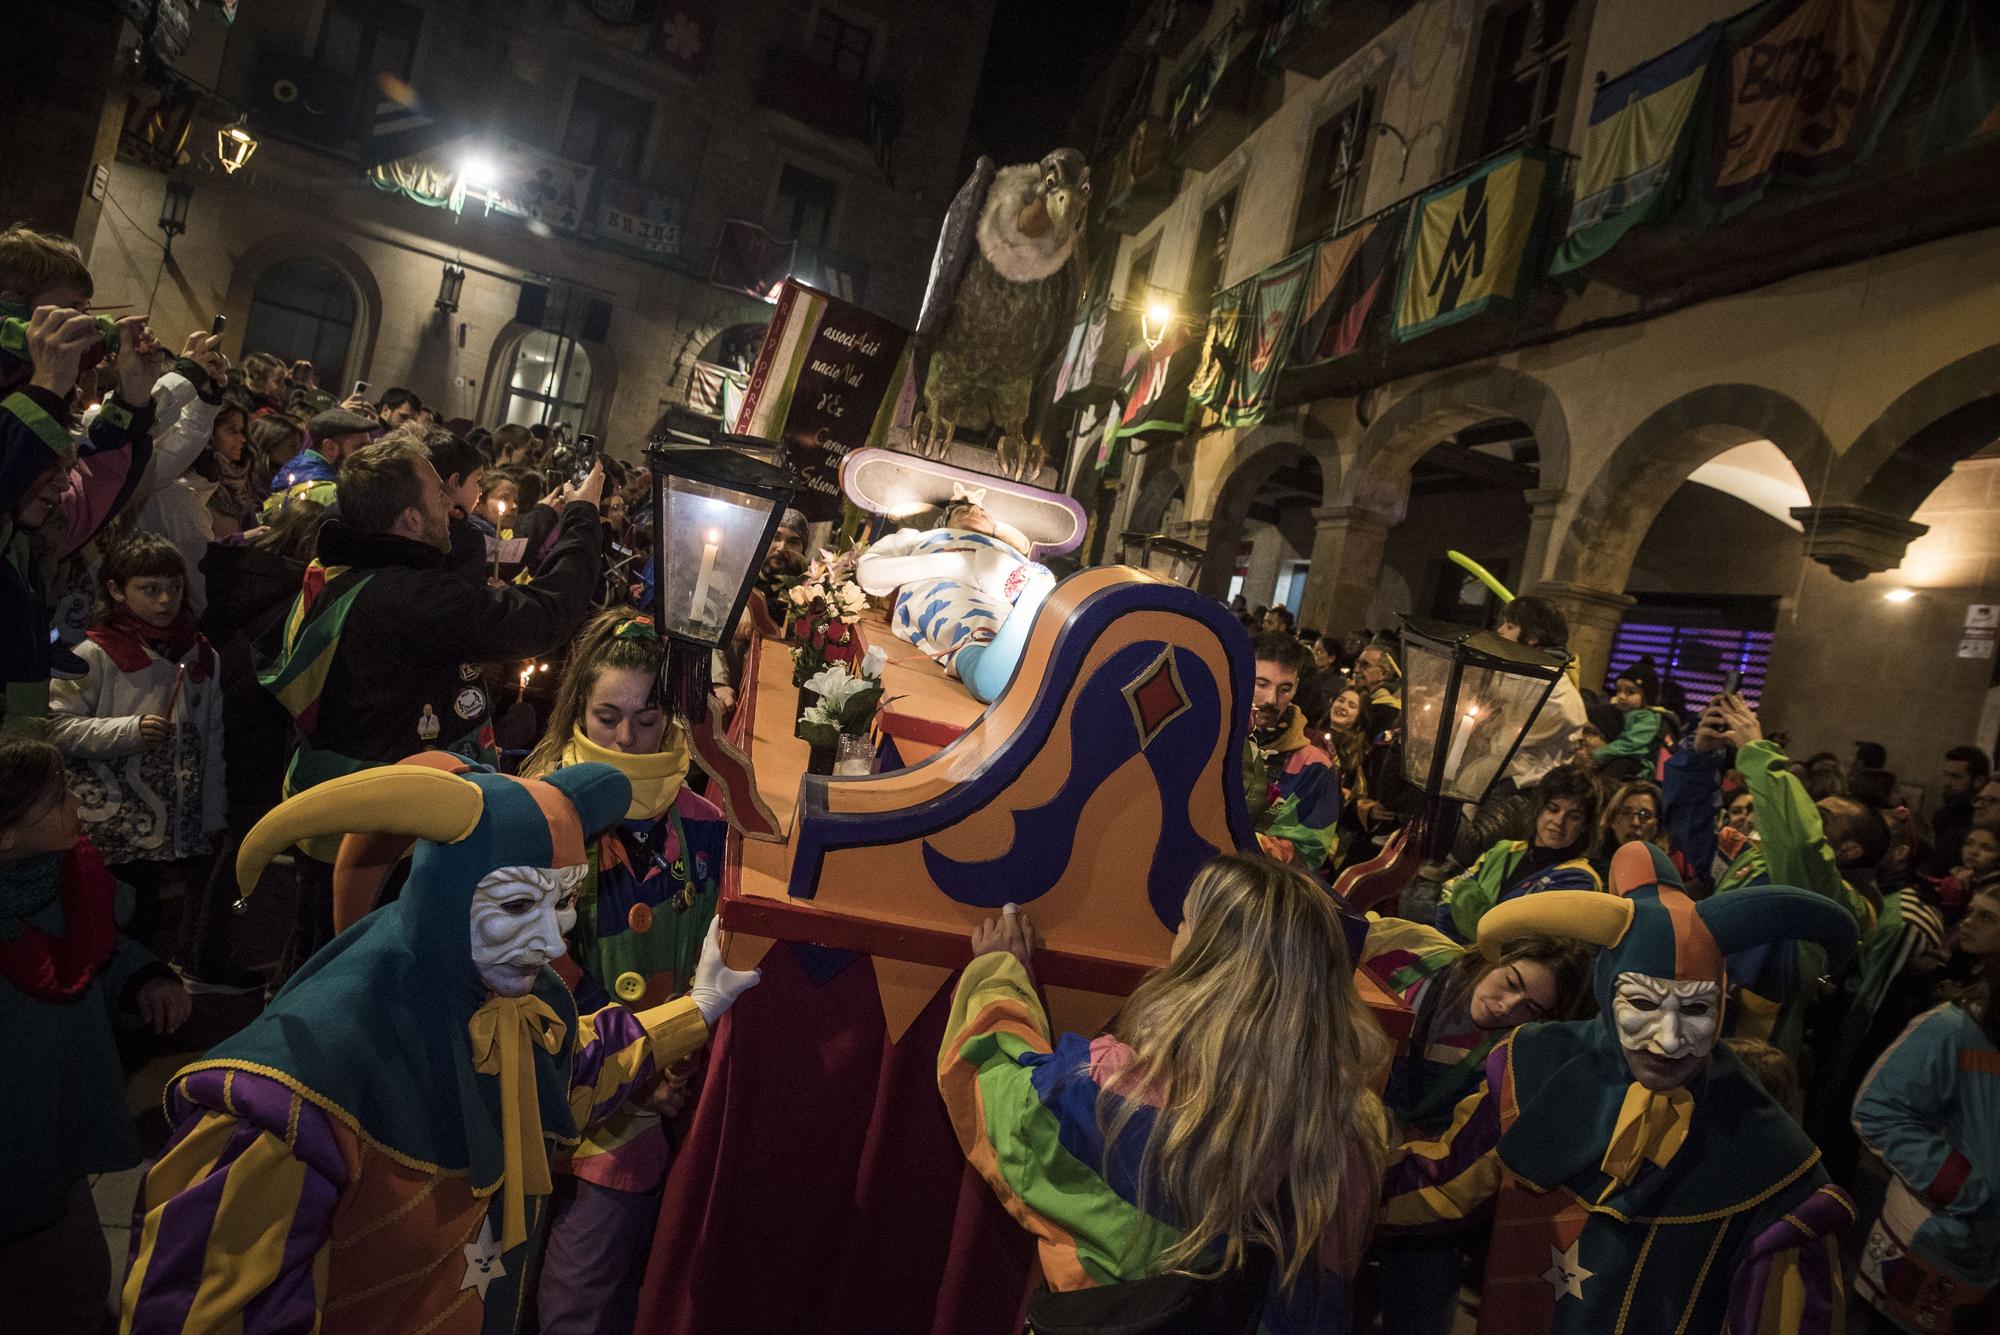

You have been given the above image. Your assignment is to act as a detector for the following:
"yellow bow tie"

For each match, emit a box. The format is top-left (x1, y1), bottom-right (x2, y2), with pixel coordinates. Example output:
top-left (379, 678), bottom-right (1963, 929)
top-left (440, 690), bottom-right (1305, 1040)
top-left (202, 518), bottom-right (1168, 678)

top-left (467, 993), bottom-right (568, 1253)
top-left (1598, 1082), bottom-right (1695, 1193)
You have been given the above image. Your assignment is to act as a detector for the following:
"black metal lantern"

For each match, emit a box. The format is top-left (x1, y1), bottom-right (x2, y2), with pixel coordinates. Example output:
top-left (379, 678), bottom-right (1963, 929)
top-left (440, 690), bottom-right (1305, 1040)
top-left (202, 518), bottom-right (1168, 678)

top-left (1398, 614), bottom-right (1568, 816)
top-left (435, 262), bottom-right (466, 313)
top-left (646, 434), bottom-right (796, 717)
top-left (1118, 531), bottom-right (1205, 587)
top-left (158, 177), bottom-right (194, 251)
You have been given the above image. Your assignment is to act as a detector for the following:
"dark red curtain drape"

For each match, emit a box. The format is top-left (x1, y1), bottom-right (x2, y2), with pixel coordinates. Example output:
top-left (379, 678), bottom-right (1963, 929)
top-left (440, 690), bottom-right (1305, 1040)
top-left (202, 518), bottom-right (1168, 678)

top-left (636, 942), bottom-right (1040, 1334)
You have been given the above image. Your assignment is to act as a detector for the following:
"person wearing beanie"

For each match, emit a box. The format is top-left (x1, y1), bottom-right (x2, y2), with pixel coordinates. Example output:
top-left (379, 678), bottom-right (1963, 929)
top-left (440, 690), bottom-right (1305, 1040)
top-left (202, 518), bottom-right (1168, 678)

top-left (262, 406), bottom-right (377, 519)
top-left (1591, 657), bottom-right (1677, 780)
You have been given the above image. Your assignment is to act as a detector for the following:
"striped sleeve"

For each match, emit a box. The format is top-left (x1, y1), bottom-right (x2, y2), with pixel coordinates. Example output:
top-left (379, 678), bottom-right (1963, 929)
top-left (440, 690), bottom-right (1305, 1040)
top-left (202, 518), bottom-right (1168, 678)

top-left (1724, 1184), bottom-right (1855, 1335)
top-left (121, 1070), bottom-right (346, 1334)
top-left (937, 952), bottom-right (1180, 1290)
top-left (1377, 1049), bottom-right (1505, 1229)
top-left (568, 998), bottom-right (707, 1132)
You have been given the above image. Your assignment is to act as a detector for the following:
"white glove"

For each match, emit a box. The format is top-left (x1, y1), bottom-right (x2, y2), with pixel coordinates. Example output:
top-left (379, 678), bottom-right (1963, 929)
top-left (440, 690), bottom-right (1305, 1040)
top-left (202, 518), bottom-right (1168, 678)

top-left (688, 917), bottom-right (761, 1025)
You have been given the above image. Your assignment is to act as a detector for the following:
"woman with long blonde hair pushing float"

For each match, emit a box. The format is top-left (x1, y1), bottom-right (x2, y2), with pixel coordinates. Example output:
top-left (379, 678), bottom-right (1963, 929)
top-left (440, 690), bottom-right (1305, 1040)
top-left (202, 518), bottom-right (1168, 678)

top-left (939, 853), bottom-right (1385, 1333)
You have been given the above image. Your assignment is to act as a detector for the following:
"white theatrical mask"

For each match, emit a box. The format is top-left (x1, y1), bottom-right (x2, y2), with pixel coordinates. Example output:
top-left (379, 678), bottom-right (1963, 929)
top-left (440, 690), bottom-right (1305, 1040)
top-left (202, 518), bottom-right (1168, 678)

top-left (469, 865), bottom-right (583, 997)
top-left (1612, 971), bottom-right (1722, 1090)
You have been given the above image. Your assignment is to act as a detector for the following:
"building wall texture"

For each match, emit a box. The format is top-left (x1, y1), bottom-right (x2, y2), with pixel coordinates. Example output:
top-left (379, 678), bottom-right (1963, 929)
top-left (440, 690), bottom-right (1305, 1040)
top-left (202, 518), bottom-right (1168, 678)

top-left (1088, 0), bottom-right (2000, 776)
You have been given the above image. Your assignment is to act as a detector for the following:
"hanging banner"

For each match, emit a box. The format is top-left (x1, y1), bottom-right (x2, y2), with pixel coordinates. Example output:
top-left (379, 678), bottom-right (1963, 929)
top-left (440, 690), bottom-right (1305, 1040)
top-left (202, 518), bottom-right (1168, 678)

top-left (1116, 326), bottom-right (1200, 442)
top-left (593, 179), bottom-right (685, 258)
top-left (486, 141), bottom-right (596, 234)
top-left (1051, 303), bottom-right (1110, 407)
top-left (1696, 0), bottom-right (1926, 221)
top-left (688, 360), bottom-right (748, 418)
top-left (1394, 150), bottom-right (1555, 341)
top-left (1293, 202), bottom-right (1406, 364)
top-left (1188, 279), bottom-right (1248, 411)
top-left (732, 282), bottom-right (913, 522)
top-left (1216, 248), bottom-right (1312, 426)
top-left (1554, 24), bottom-right (1718, 273)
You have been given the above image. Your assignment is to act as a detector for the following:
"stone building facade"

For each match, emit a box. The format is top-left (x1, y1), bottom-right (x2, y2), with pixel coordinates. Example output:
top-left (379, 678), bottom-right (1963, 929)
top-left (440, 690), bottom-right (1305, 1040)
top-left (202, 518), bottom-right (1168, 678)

top-left (1068, 0), bottom-right (2000, 783)
top-left (31, 0), bottom-right (991, 452)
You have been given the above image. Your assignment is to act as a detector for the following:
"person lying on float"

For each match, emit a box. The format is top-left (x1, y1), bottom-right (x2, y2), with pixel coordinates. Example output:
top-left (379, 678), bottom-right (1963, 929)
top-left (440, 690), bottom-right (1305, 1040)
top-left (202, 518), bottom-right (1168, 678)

top-left (1377, 840), bottom-right (1858, 1335)
top-left (118, 753), bottom-right (760, 1335)
top-left (854, 481), bottom-right (1053, 703)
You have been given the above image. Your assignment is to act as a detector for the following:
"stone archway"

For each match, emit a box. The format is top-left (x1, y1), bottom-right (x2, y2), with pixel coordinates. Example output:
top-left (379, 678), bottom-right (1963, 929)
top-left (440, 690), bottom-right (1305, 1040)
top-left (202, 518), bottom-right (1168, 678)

top-left (1832, 341), bottom-right (2000, 522)
top-left (225, 229), bottom-right (383, 385)
top-left (1543, 382), bottom-right (1833, 686)
top-left (1193, 424), bottom-right (1339, 600)
top-left (1347, 362), bottom-right (1571, 512)
top-left (1126, 454), bottom-right (1191, 535)
top-left (1549, 384), bottom-right (1834, 593)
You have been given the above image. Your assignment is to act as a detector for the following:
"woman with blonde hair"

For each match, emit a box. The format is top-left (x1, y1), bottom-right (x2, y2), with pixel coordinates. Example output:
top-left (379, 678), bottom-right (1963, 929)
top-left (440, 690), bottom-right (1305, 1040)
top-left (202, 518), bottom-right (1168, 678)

top-left (1593, 778), bottom-right (1666, 863)
top-left (940, 853), bottom-right (1384, 1332)
top-left (520, 609), bottom-right (728, 1335)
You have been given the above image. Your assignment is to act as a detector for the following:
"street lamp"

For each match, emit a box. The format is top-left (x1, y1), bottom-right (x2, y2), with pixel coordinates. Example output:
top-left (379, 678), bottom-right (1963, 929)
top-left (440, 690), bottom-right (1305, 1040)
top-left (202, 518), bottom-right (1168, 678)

top-left (157, 177), bottom-right (194, 253)
top-left (647, 434), bottom-right (797, 717)
top-left (216, 122), bottom-right (259, 174)
top-left (435, 262), bottom-right (466, 313)
top-left (1397, 614), bottom-right (1567, 851)
top-left (1140, 286), bottom-right (1180, 350)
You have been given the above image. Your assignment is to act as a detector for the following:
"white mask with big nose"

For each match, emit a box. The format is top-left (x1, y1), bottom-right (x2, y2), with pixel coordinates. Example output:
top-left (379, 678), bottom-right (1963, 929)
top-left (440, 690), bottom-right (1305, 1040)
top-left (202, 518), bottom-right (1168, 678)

top-left (1612, 972), bottom-right (1721, 1059)
top-left (469, 865), bottom-right (582, 996)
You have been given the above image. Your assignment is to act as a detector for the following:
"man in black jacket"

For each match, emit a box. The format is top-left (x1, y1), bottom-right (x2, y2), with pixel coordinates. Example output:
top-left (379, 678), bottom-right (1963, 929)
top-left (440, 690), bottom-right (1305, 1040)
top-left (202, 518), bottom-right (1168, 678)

top-left (263, 436), bottom-right (604, 974)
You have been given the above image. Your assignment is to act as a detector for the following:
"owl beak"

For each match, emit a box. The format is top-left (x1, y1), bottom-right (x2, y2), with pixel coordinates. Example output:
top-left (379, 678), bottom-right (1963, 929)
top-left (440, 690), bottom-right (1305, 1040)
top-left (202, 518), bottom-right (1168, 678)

top-left (1046, 188), bottom-right (1073, 228)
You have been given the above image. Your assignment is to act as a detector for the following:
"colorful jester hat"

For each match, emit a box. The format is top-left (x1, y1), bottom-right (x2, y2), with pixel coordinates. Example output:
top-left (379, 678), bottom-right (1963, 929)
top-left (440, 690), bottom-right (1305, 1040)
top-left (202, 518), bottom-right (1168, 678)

top-left (188, 753), bottom-right (631, 1253)
top-left (1475, 842), bottom-right (1857, 1208)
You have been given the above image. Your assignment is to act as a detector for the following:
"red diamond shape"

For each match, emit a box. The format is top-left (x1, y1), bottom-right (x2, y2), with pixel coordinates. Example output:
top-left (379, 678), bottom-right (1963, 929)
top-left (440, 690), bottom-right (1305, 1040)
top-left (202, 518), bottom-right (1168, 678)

top-left (1123, 648), bottom-right (1191, 749)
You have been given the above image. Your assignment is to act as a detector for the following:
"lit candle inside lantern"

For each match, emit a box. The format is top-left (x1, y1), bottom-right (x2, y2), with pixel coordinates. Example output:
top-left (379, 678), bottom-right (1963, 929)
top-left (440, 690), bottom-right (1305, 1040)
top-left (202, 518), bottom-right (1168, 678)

top-left (1444, 704), bottom-right (1480, 779)
top-left (689, 528), bottom-right (720, 622)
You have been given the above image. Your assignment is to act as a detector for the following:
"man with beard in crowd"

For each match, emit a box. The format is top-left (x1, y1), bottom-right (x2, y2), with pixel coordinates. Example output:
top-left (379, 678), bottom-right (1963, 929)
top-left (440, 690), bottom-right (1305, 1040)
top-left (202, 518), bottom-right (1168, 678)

top-left (258, 438), bottom-right (605, 978)
top-left (1243, 632), bottom-right (1340, 871)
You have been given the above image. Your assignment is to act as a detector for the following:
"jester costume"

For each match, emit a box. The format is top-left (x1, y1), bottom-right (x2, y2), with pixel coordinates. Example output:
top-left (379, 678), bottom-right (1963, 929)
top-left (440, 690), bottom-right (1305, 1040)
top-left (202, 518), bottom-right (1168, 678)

top-left (1433, 838), bottom-right (1601, 944)
top-left (1380, 843), bottom-right (1858, 1334)
top-left (939, 951), bottom-right (1373, 1332)
top-left (1359, 917), bottom-right (1503, 1135)
top-left (1244, 703), bottom-right (1342, 870)
top-left (119, 757), bottom-right (719, 1334)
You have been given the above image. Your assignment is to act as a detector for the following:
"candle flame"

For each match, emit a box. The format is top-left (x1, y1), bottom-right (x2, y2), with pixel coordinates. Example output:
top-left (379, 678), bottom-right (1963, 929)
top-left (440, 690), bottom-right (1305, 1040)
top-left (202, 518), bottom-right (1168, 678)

top-left (706, 529), bottom-right (720, 543)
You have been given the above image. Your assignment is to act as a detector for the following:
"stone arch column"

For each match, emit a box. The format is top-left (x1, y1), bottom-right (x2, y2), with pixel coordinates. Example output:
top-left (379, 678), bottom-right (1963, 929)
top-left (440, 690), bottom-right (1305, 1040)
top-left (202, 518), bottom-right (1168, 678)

top-left (1347, 363), bottom-right (1573, 514)
top-left (1545, 383), bottom-right (1833, 684)
top-left (1190, 418), bottom-right (1340, 602)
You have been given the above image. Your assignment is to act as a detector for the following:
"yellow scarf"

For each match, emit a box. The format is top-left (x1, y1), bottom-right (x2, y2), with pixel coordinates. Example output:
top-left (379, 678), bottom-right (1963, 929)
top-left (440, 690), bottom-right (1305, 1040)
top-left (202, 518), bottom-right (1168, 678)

top-left (560, 724), bottom-right (691, 821)
top-left (1597, 1081), bottom-right (1695, 1195)
top-left (466, 993), bottom-right (567, 1252)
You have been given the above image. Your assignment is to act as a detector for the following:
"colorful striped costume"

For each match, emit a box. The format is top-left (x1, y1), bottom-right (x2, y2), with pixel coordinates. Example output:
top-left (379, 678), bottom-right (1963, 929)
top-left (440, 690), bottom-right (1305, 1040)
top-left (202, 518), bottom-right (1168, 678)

top-left (1434, 840), bottom-right (1601, 944)
top-left (938, 951), bottom-right (1368, 1332)
top-left (1359, 918), bottom-right (1499, 1135)
top-left (121, 1004), bottom-right (707, 1333)
top-left (1245, 705), bottom-right (1342, 870)
top-left (1381, 843), bottom-right (1859, 1334)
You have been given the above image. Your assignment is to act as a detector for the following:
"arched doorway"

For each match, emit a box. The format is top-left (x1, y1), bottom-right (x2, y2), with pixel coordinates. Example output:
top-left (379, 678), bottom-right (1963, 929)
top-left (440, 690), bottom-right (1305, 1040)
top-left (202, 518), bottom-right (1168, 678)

top-left (242, 257), bottom-right (360, 387)
top-left (499, 328), bottom-right (594, 431)
top-left (1203, 445), bottom-right (1326, 620)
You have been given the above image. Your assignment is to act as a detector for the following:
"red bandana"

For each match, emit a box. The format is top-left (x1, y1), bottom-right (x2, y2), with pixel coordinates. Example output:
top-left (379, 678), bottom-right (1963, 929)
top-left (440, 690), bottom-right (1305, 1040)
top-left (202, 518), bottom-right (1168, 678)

top-left (0, 842), bottom-right (119, 1002)
top-left (85, 606), bottom-right (213, 683)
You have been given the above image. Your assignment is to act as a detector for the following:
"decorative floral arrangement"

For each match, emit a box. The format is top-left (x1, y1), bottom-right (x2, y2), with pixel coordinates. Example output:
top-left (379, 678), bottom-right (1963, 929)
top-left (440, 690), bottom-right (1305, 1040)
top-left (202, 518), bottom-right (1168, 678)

top-left (787, 547), bottom-right (869, 684)
top-left (797, 649), bottom-right (889, 752)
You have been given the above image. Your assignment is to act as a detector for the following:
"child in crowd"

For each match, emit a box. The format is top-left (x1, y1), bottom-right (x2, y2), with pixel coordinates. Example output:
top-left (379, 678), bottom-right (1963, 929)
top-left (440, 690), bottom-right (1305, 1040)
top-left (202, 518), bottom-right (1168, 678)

top-left (1592, 657), bottom-right (1680, 779)
top-left (520, 610), bottom-right (728, 1335)
top-left (49, 533), bottom-right (224, 946)
top-left (940, 855), bottom-right (1384, 1332)
top-left (1725, 1036), bottom-right (1804, 1122)
top-left (0, 737), bottom-right (188, 1335)
top-left (1941, 824), bottom-right (2000, 909)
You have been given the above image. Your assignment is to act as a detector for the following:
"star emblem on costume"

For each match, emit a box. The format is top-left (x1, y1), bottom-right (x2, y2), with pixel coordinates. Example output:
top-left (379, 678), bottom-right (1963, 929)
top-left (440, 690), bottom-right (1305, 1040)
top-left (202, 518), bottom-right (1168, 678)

top-left (460, 1218), bottom-right (506, 1299)
top-left (1542, 1239), bottom-right (1593, 1300)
